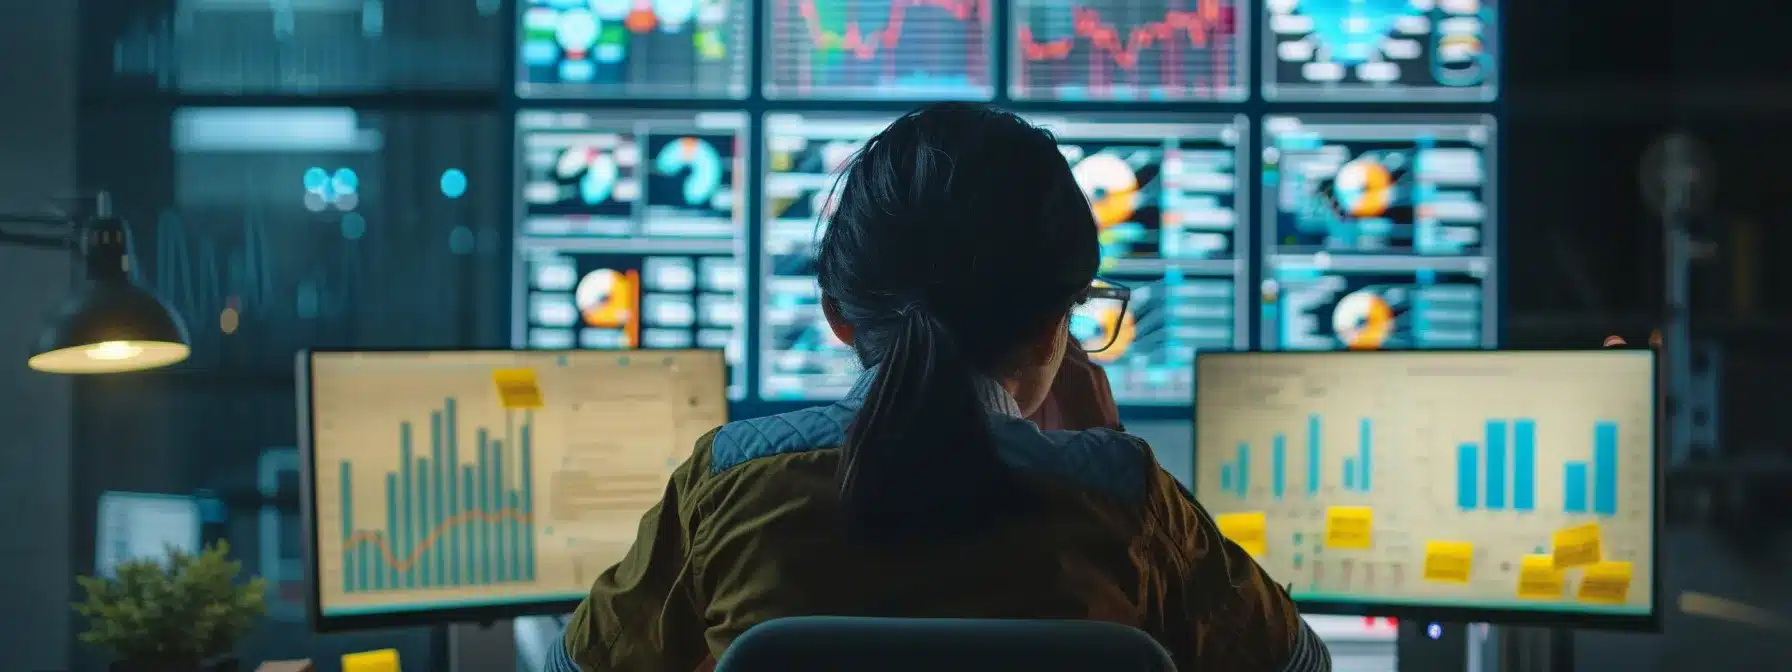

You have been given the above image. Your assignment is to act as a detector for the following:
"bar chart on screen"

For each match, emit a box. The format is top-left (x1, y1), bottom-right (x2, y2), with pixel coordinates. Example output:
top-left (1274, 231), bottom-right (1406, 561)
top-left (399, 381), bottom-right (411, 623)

top-left (309, 350), bottom-right (728, 616)
top-left (1194, 351), bottom-right (1656, 613)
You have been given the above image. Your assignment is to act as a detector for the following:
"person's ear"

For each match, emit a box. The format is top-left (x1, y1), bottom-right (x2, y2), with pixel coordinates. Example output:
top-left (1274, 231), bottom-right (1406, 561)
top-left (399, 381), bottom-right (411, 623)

top-left (821, 297), bottom-right (855, 346)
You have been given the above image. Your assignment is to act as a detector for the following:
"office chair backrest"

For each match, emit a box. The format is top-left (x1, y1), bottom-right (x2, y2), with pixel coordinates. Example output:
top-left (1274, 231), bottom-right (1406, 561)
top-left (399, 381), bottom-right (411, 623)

top-left (713, 617), bottom-right (1177, 672)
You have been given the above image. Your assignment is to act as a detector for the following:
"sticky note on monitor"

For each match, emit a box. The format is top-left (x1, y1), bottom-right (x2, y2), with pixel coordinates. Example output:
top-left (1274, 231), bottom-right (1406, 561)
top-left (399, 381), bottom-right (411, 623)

top-left (1517, 554), bottom-right (1565, 600)
top-left (1551, 522), bottom-right (1603, 569)
top-left (1323, 506), bottom-right (1373, 550)
top-left (1422, 541), bottom-right (1474, 584)
top-left (341, 649), bottom-right (400, 672)
top-left (492, 368), bottom-right (544, 409)
top-left (1215, 512), bottom-right (1268, 558)
top-left (1577, 561), bottom-right (1634, 604)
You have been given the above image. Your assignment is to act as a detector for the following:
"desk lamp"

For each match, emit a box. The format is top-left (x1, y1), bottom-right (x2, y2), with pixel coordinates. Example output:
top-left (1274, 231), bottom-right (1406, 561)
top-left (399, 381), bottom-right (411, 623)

top-left (0, 193), bottom-right (191, 373)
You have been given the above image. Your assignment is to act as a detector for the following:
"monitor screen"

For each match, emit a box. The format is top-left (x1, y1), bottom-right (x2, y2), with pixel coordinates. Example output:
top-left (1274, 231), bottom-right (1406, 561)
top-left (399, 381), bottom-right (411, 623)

top-left (763, 0), bottom-right (995, 100)
top-left (1260, 115), bottom-right (1496, 351)
top-left (1194, 350), bottom-right (1656, 624)
top-left (303, 349), bottom-right (728, 626)
top-left (758, 113), bottom-right (893, 401)
top-left (514, 110), bottom-right (748, 400)
top-left (96, 492), bottom-right (203, 579)
top-left (516, 0), bottom-right (750, 98)
top-left (1010, 0), bottom-right (1247, 101)
top-left (1033, 114), bottom-right (1250, 405)
top-left (1261, 0), bottom-right (1498, 102)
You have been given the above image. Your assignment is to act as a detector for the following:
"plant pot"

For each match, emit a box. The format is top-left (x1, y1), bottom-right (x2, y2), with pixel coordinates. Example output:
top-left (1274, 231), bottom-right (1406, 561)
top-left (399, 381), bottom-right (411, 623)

top-left (109, 655), bottom-right (239, 672)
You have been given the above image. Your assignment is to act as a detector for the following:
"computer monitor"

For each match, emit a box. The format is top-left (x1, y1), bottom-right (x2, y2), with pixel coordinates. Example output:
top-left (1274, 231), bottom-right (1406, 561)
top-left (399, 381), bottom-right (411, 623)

top-left (1193, 350), bottom-right (1660, 630)
top-left (299, 348), bottom-right (728, 631)
top-left (513, 110), bottom-right (749, 400)
top-left (96, 491), bottom-right (203, 578)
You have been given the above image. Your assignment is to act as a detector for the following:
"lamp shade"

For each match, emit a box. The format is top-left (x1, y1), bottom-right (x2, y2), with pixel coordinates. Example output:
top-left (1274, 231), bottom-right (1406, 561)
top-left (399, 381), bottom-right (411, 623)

top-left (28, 281), bottom-right (192, 374)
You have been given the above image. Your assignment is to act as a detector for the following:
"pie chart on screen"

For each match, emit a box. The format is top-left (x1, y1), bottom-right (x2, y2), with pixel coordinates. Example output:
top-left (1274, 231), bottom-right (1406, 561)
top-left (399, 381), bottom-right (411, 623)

top-left (1332, 289), bottom-right (1395, 350)
top-left (1073, 153), bottom-right (1140, 228)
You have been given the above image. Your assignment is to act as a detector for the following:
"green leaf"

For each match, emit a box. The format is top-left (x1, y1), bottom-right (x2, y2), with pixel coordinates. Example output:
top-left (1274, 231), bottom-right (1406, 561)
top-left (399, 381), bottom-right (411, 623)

top-left (70, 540), bottom-right (270, 663)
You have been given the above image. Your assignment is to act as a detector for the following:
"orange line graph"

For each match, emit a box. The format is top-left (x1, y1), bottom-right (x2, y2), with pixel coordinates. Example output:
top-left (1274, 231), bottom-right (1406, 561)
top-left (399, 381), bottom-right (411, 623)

top-left (347, 508), bottom-right (531, 572)
top-left (795, 0), bottom-right (986, 60)
top-left (1017, 0), bottom-right (1228, 71)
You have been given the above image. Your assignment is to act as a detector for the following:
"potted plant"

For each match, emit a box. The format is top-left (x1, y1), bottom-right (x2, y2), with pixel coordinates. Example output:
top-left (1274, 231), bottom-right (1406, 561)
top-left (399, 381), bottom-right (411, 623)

top-left (73, 540), bottom-right (268, 672)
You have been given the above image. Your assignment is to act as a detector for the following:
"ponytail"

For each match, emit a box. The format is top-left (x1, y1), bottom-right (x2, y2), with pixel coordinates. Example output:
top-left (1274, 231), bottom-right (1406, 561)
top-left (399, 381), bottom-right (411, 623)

top-left (836, 307), bottom-right (1016, 540)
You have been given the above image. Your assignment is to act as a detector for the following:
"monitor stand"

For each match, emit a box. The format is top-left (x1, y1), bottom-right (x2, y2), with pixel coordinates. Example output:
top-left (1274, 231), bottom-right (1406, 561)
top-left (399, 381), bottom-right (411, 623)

top-left (1396, 620), bottom-right (1468, 672)
top-left (1490, 627), bottom-right (1575, 672)
top-left (448, 621), bottom-right (516, 672)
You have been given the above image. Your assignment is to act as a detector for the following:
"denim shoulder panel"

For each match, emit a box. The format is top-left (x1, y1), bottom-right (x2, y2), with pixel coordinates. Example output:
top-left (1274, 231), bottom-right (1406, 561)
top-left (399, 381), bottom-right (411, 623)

top-left (991, 419), bottom-right (1154, 503)
top-left (710, 402), bottom-right (857, 474)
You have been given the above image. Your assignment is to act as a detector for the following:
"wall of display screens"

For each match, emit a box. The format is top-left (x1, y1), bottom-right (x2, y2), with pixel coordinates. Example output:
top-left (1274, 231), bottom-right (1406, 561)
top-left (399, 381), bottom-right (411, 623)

top-left (509, 0), bottom-right (1503, 409)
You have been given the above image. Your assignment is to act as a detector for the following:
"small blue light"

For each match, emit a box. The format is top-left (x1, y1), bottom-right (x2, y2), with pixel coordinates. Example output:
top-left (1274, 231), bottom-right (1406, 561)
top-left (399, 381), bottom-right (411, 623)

top-left (440, 168), bottom-right (468, 199)
top-left (331, 168), bottom-right (359, 195)
top-left (1426, 623), bottom-right (1443, 640)
top-left (340, 212), bottom-right (367, 240)
top-left (302, 167), bottom-right (329, 191)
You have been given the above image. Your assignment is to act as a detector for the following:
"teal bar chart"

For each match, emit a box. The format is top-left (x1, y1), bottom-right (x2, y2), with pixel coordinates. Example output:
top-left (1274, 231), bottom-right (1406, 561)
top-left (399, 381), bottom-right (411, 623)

top-left (337, 399), bottom-right (538, 594)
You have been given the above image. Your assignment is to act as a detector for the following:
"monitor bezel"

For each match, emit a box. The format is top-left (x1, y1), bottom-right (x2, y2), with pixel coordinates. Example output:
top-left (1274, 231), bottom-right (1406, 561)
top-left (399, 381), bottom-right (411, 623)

top-left (1189, 347), bottom-right (1664, 632)
top-left (298, 346), bottom-right (731, 633)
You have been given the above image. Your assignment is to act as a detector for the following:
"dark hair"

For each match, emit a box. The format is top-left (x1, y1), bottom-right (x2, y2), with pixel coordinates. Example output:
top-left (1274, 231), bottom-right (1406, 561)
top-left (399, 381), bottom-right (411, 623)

top-left (816, 103), bottom-right (1101, 539)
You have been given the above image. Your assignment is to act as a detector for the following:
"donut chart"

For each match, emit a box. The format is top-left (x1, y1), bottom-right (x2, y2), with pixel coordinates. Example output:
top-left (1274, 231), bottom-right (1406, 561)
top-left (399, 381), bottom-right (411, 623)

top-left (575, 268), bottom-right (641, 347)
top-left (653, 137), bottom-right (724, 207)
top-left (1332, 156), bottom-right (1395, 218)
top-left (1072, 152), bottom-right (1141, 228)
top-left (1331, 289), bottom-right (1396, 350)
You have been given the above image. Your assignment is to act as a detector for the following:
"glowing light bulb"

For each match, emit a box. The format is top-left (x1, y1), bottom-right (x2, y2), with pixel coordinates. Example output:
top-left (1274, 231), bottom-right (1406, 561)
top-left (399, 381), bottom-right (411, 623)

top-left (85, 341), bottom-right (144, 361)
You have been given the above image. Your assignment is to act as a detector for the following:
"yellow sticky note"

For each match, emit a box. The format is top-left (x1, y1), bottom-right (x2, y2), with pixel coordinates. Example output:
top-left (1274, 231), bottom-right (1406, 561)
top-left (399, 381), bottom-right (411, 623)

top-left (1551, 522), bottom-right (1603, 569)
top-left (1215, 511), bottom-right (1268, 558)
top-left (1577, 561), bottom-right (1634, 604)
top-left (341, 649), bottom-right (400, 672)
top-left (1517, 554), bottom-right (1565, 600)
top-left (492, 368), bottom-right (544, 409)
top-left (1323, 506), bottom-right (1373, 550)
top-left (1422, 541), bottom-right (1475, 584)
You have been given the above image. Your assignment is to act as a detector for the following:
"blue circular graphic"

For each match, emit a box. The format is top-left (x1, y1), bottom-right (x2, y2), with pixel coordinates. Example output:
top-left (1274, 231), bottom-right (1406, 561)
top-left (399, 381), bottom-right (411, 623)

top-left (440, 168), bottom-right (468, 199)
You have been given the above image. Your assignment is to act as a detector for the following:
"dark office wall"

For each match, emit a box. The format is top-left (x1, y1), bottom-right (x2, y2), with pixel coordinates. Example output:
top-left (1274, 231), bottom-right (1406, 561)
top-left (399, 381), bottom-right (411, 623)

top-left (0, 0), bottom-right (77, 669)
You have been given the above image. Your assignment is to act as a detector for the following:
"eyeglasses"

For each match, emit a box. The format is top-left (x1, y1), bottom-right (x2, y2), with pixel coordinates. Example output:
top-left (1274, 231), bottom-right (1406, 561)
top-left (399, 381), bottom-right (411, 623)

top-left (1070, 279), bottom-right (1133, 355)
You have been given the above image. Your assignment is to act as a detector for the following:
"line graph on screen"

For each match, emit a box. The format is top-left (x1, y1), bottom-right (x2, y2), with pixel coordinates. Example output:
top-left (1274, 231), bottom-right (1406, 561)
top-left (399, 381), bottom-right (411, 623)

top-left (1012, 0), bottom-right (1243, 101)
top-left (765, 0), bottom-right (994, 100)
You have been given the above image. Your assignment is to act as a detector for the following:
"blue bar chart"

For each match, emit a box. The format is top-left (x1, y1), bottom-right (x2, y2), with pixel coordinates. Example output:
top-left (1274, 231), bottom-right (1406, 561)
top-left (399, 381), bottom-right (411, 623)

top-left (337, 399), bottom-right (538, 594)
top-left (1193, 350), bottom-right (1657, 615)
top-left (1454, 418), bottom-right (1621, 518)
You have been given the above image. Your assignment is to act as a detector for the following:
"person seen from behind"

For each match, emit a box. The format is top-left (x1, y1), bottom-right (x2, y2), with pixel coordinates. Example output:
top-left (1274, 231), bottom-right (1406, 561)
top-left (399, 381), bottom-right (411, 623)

top-left (554, 102), bottom-right (1331, 672)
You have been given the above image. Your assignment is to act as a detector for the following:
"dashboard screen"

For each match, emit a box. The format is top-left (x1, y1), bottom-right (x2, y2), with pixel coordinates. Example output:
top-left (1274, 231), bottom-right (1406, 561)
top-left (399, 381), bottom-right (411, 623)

top-left (1262, 0), bottom-right (1498, 101)
top-left (1035, 115), bottom-right (1250, 405)
top-left (1195, 350), bottom-right (1656, 620)
top-left (1260, 116), bottom-right (1495, 352)
top-left (763, 0), bottom-right (995, 100)
top-left (759, 113), bottom-right (893, 401)
top-left (517, 0), bottom-right (750, 98)
top-left (1010, 0), bottom-right (1247, 101)
top-left (513, 110), bottom-right (748, 399)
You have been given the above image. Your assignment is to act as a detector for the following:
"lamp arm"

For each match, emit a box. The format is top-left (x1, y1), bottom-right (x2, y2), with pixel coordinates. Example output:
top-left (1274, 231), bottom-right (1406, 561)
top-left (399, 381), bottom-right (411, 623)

top-left (0, 214), bottom-right (76, 250)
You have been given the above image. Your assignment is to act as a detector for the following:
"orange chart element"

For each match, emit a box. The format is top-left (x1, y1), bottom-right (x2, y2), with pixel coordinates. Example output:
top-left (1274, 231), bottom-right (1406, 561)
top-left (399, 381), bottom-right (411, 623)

top-left (1331, 289), bottom-right (1394, 350)
top-left (575, 268), bottom-right (641, 347)
top-left (1333, 156), bottom-right (1394, 218)
top-left (1072, 153), bottom-right (1140, 228)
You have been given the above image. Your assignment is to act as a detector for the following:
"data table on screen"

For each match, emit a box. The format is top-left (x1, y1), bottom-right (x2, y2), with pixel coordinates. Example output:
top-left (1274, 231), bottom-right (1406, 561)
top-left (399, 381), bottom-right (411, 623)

top-left (513, 111), bottom-right (749, 399)
top-left (758, 113), bottom-right (896, 401)
top-left (1010, 0), bottom-right (1247, 101)
top-left (307, 350), bottom-right (728, 617)
top-left (1195, 351), bottom-right (1655, 616)
top-left (1262, 116), bottom-right (1497, 260)
top-left (1261, 0), bottom-right (1498, 101)
top-left (763, 0), bottom-right (996, 100)
top-left (1030, 114), bottom-right (1251, 405)
top-left (516, 0), bottom-right (750, 98)
top-left (1261, 260), bottom-right (1490, 351)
